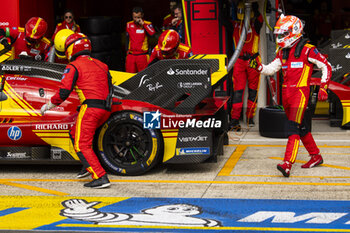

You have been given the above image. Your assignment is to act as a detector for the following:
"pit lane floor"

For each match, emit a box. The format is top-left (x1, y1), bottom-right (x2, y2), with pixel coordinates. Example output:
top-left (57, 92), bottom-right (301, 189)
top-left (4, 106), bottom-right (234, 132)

top-left (0, 118), bottom-right (350, 232)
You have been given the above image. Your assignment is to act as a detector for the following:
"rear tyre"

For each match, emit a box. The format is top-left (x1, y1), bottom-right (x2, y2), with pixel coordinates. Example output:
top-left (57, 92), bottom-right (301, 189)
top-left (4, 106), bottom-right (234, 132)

top-left (96, 111), bottom-right (163, 175)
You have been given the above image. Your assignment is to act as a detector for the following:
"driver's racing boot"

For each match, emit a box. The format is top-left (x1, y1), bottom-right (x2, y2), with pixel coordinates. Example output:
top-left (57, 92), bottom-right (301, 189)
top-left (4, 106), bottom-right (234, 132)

top-left (301, 154), bottom-right (323, 168)
top-left (77, 167), bottom-right (90, 178)
top-left (277, 161), bottom-right (292, 177)
top-left (229, 119), bottom-right (241, 131)
top-left (84, 174), bottom-right (111, 189)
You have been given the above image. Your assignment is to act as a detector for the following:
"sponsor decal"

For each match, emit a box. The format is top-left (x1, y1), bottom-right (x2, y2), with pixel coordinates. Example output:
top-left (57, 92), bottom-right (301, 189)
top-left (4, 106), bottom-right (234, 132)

top-left (35, 124), bottom-right (69, 130)
top-left (143, 110), bottom-right (161, 129)
top-left (179, 136), bottom-right (208, 142)
top-left (5, 76), bottom-right (27, 81)
top-left (143, 111), bottom-right (222, 129)
top-left (6, 152), bottom-right (30, 159)
top-left (136, 29), bottom-right (144, 33)
top-left (282, 65), bottom-right (288, 69)
top-left (290, 62), bottom-right (303, 68)
top-left (332, 64), bottom-right (343, 72)
top-left (59, 199), bottom-right (221, 227)
top-left (0, 22), bottom-right (9, 26)
top-left (63, 68), bottom-right (70, 74)
top-left (331, 42), bottom-right (342, 48)
top-left (177, 82), bottom-right (203, 89)
top-left (7, 126), bottom-right (22, 140)
top-left (176, 147), bottom-right (210, 155)
top-left (167, 68), bottom-right (208, 76)
top-left (138, 74), bottom-right (150, 87)
top-left (1, 65), bottom-right (31, 72)
top-left (51, 150), bottom-right (62, 160)
top-left (146, 82), bottom-right (163, 91)
top-left (29, 48), bottom-right (40, 55)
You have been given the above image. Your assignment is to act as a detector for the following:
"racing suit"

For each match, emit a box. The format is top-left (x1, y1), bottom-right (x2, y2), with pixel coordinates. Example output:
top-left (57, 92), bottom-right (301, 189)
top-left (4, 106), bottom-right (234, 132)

top-left (162, 14), bottom-right (175, 30)
top-left (231, 16), bottom-right (263, 121)
top-left (51, 55), bottom-right (112, 179)
top-left (51, 21), bottom-right (80, 41)
top-left (126, 20), bottom-right (155, 73)
top-left (0, 26), bottom-right (50, 60)
top-left (148, 43), bottom-right (192, 65)
top-left (259, 39), bottom-right (332, 164)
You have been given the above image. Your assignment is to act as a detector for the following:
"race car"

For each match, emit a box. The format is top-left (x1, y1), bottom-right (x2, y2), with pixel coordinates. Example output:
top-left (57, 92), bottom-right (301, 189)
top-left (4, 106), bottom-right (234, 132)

top-left (0, 50), bottom-right (229, 176)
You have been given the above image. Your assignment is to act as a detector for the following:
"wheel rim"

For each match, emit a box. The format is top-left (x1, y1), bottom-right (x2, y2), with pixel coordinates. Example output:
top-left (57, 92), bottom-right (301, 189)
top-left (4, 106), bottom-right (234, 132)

top-left (106, 122), bottom-right (151, 166)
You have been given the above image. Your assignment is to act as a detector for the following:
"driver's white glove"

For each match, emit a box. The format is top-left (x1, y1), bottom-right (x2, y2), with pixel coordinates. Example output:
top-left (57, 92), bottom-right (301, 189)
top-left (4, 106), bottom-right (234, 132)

top-left (41, 101), bottom-right (56, 115)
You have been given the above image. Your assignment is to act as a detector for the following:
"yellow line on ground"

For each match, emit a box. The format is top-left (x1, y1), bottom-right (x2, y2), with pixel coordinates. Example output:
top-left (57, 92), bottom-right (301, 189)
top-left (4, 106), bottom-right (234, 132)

top-left (0, 181), bottom-right (69, 196)
top-left (270, 156), bottom-right (350, 171)
top-left (227, 144), bottom-right (350, 148)
top-left (57, 224), bottom-right (350, 232)
top-left (226, 174), bottom-right (350, 179)
top-left (2, 178), bottom-right (350, 186)
top-left (218, 145), bottom-right (247, 176)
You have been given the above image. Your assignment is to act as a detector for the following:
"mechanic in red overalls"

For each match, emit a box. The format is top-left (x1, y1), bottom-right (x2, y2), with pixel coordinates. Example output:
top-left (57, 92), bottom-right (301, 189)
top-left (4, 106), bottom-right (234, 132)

top-left (0, 17), bottom-right (50, 61)
top-left (249, 15), bottom-right (332, 177)
top-left (51, 9), bottom-right (80, 42)
top-left (41, 33), bottom-right (113, 188)
top-left (148, 29), bottom-right (192, 65)
top-left (162, 0), bottom-right (177, 31)
top-left (230, 1), bottom-right (263, 131)
top-left (126, 7), bottom-right (156, 73)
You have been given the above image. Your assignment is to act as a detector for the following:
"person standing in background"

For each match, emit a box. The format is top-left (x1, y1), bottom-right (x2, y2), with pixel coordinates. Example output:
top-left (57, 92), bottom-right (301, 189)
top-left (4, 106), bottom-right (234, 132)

top-left (125, 7), bottom-right (156, 73)
top-left (229, 1), bottom-right (263, 131)
top-left (52, 9), bottom-right (80, 42)
top-left (162, 0), bottom-right (178, 31)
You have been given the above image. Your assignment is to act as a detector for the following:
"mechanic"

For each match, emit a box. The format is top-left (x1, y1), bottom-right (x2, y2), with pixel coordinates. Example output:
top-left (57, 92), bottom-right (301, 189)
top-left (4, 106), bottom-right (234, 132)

top-left (125, 7), bottom-right (156, 73)
top-left (41, 33), bottom-right (113, 188)
top-left (148, 29), bottom-right (192, 66)
top-left (47, 28), bottom-right (74, 64)
top-left (162, 0), bottom-right (178, 31)
top-left (0, 17), bottom-right (50, 61)
top-left (51, 9), bottom-right (80, 42)
top-left (229, 1), bottom-right (263, 131)
top-left (249, 15), bottom-right (332, 177)
top-left (170, 5), bottom-right (185, 44)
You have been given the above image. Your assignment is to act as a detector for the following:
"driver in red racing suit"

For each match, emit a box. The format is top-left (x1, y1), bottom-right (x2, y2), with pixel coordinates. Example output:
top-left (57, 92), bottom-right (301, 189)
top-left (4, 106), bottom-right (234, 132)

top-left (148, 29), bottom-right (192, 66)
top-left (41, 33), bottom-right (113, 188)
top-left (0, 17), bottom-right (50, 60)
top-left (249, 15), bottom-right (332, 177)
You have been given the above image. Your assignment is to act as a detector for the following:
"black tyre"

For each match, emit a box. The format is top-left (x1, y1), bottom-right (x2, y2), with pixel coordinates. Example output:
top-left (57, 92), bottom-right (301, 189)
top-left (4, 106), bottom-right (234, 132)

top-left (79, 17), bottom-right (112, 35)
top-left (259, 106), bottom-right (312, 138)
top-left (96, 111), bottom-right (163, 175)
top-left (89, 34), bottom-right (113, 52)
top-left (259, 106), bottom-right (287, 138)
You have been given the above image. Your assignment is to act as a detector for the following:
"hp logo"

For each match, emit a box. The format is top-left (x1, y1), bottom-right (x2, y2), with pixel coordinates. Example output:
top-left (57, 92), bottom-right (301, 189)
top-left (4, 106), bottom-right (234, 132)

top-left (7, 126), bottom-right (22, 140)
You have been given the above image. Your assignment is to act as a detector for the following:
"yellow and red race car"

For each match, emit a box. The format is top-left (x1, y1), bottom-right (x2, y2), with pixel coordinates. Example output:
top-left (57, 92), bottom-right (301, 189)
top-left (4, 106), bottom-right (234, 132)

top-left (0, 48), bottom-right (229, 175)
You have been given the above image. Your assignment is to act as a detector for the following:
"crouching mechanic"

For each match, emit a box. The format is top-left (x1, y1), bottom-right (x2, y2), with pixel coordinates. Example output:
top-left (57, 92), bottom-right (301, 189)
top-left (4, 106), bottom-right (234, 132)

top-left (148, 29), bottom-right (192, 65)
top-left (249, 15), bottom-right (332, 177)
top-left (0, 17), bottom-right (50, 60)
top-left (41, 33), bottom-right (113, 188)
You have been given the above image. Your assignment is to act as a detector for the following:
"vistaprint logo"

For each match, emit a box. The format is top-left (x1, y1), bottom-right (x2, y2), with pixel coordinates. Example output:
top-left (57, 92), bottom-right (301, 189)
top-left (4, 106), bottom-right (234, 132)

top-left (143, 111), bottom-right (222, 129)
top-left (166, 68), bottom-right (208, 76)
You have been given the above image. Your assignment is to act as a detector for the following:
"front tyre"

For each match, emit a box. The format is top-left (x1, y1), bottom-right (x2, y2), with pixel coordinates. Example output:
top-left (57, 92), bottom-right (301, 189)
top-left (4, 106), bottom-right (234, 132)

top-left (97, 111), bottom-right (163, 175)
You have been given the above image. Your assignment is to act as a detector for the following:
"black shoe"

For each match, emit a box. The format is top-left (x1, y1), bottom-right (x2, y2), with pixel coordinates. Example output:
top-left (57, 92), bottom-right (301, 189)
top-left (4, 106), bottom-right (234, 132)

top-left (229, 119), bottom-right (241, 131)
top-left (247, 118), bottom-right (255, 127)
top-left (84, 174), bottom-right (111, 189)
top-left (77, 167), bottom-right (90, 178)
